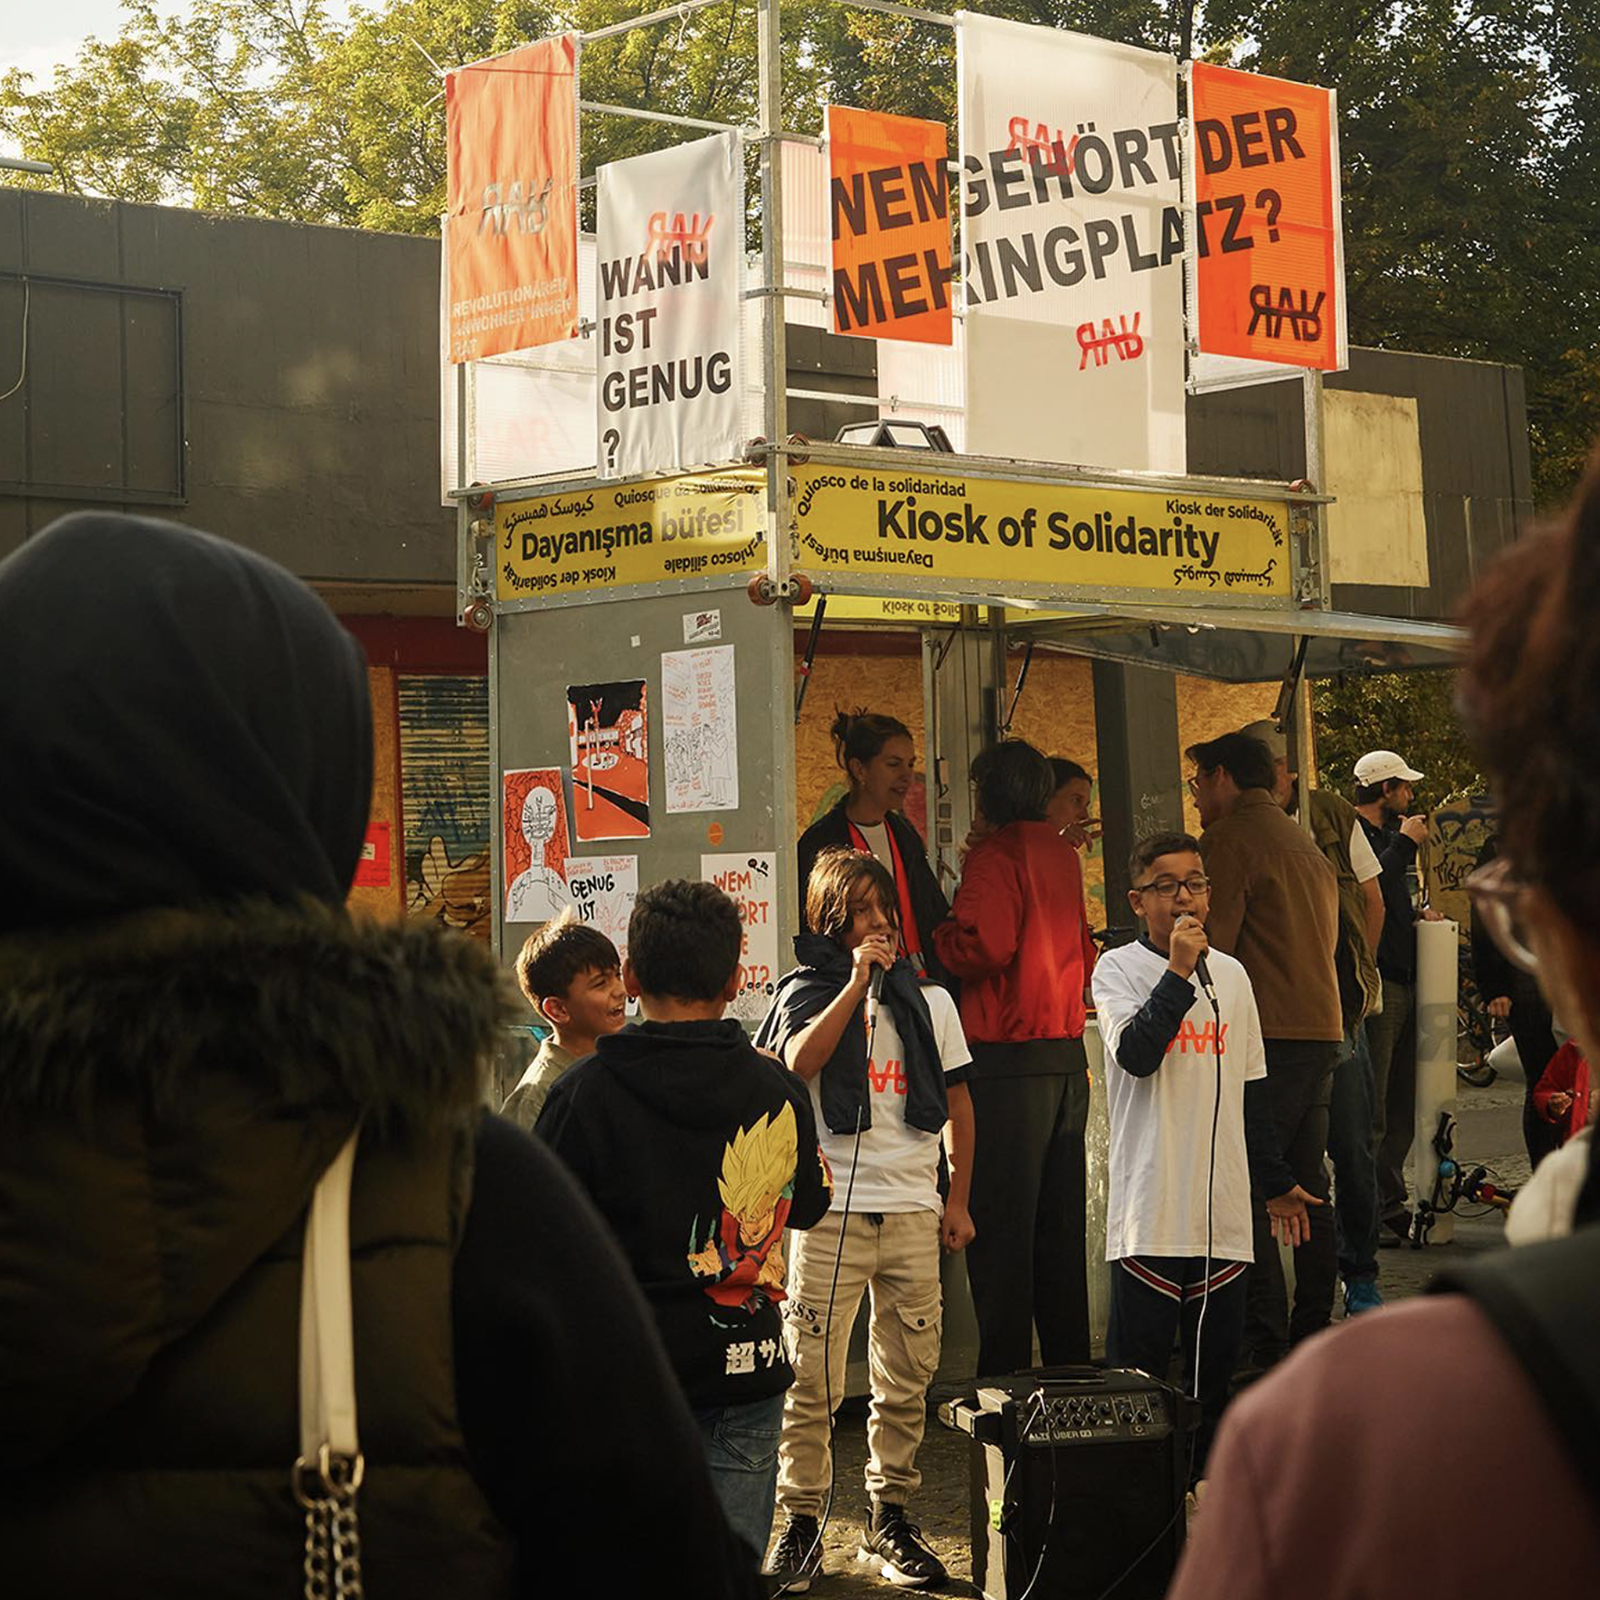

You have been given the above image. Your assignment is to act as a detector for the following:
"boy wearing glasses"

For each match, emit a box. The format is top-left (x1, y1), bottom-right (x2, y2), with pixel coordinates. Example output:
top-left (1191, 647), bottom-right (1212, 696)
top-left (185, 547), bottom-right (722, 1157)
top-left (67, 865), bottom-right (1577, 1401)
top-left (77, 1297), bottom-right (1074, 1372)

top-left (1092, 833), bottom-right (1309, 1472)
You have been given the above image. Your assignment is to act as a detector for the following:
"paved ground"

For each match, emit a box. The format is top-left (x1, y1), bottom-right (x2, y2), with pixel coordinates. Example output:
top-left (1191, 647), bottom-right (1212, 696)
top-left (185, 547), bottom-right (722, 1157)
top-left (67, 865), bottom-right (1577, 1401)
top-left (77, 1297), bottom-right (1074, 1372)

top-left (786, 1069), bottom-right (1530, 1596)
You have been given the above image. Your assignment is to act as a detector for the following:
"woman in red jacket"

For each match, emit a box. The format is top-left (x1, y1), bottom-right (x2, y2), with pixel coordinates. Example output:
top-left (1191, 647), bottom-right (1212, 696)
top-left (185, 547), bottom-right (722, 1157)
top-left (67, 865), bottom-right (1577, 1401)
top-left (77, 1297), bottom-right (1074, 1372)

top-left (933, 739), bottom-right (1098, 1374)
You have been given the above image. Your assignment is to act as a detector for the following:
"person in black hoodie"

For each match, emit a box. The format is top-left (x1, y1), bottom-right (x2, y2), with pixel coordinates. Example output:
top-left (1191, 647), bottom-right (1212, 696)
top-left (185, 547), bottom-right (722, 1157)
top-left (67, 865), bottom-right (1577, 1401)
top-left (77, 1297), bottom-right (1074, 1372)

top-left (536, 879), bottom-right (832, 1562)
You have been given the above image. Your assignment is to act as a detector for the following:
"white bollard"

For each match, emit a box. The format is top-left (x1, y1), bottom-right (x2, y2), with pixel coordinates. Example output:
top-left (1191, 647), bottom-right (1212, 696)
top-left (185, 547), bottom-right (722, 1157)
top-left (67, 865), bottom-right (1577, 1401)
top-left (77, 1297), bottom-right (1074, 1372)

top-left (1412, 918), bottom-right (1460, 1243)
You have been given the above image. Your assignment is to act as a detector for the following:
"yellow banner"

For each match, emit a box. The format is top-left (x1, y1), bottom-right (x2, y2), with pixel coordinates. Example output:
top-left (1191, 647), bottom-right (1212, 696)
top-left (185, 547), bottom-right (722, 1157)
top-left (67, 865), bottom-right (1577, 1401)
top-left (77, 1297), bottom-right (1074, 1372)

top-left (794, 594), bottom-right (963, 626)
top-left (790, 465), bottom-right (1290, 597)
top-left (496, 470), bottom-right (766, 599)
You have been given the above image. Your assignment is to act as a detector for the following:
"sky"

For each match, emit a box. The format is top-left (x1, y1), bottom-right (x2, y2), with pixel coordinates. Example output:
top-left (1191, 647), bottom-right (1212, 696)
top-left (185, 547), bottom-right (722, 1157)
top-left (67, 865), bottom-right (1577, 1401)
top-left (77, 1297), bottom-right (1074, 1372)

top-left (1, 1), bottom-right (353, 88)
top-left (3, 2), bottom-right (168, 84)
top-left (1, 0), bottom-right (354, 159)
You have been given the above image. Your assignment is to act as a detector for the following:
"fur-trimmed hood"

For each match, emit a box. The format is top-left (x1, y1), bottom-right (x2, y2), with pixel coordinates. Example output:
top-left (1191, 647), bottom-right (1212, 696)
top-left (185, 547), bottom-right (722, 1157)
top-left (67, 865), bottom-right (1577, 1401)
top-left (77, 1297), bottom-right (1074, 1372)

top-left (0, 901), bottom-right (515, 1464)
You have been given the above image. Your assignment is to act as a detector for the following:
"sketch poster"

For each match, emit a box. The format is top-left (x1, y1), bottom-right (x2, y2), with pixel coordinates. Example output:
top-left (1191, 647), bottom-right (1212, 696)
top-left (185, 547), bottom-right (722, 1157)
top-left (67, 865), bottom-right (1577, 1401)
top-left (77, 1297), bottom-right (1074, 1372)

top-left (701, 852), bottom-right (778, 1024)
top-left (566, 679), bottom-right (650, 841)
top-left (562, 855), bottom-right (640, 1014)
top-left (662, 644), bottom-right (739, 814)
top-left (502, 768), bottom-right (572, 923)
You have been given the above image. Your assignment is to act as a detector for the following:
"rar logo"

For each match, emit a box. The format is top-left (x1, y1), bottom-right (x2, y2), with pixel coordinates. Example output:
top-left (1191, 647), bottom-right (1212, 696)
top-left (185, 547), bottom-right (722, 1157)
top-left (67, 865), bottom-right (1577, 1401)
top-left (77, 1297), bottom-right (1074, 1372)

top-left (479, 176), bottom-right (553, 236)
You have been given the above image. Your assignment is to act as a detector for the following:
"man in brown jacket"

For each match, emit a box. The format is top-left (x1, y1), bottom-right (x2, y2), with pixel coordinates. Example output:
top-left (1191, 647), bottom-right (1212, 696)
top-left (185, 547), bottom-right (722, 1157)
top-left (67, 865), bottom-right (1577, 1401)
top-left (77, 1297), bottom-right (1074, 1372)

top-left (1188, 732), bottom-right (1342, 1373)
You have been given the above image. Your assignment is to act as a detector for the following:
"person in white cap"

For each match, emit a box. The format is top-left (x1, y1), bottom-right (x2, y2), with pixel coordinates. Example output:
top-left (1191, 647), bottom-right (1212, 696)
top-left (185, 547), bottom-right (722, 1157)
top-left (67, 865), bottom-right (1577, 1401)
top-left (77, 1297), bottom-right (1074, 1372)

top-left (1354, 750), bottom-right (1430, 1241)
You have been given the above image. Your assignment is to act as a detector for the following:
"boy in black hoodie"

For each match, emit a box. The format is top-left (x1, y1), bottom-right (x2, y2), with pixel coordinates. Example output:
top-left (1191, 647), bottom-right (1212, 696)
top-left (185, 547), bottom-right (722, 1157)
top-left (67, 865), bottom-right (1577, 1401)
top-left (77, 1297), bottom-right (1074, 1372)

top-left (536, 879), bottom-right (832, 1562)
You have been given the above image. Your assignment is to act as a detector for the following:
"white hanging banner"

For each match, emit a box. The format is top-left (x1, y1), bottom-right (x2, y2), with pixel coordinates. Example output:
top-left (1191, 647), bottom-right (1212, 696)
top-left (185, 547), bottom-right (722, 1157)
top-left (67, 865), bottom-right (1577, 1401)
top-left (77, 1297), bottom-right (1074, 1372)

top-left (596, 131), bottom-right (745, 479)
top-left (957, 13), bottom-right (1185, 473)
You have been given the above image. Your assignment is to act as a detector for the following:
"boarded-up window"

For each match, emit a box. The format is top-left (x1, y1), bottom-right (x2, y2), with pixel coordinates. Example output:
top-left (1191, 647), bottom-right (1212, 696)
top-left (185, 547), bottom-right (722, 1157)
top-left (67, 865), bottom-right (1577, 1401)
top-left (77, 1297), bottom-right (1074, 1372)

top-left (0, 272), bottom-right (185, 504)
top-left (399, 674), bottom-right (491, 939)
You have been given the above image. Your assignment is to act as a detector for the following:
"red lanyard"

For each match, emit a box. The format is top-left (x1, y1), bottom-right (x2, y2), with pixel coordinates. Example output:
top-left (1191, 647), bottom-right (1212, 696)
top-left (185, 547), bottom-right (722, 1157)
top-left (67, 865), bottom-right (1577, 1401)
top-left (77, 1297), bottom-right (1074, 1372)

top-left (847, 817), bottom-right (925, 975)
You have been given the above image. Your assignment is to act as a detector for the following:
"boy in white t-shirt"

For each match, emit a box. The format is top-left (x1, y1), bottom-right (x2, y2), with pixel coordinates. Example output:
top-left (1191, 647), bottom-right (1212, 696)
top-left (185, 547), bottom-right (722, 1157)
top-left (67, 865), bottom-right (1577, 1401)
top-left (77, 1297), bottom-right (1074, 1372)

top-left (756, 846), bottom-right (974, 1591)
top-left (1092, 832), bottom-right (1320, 1473)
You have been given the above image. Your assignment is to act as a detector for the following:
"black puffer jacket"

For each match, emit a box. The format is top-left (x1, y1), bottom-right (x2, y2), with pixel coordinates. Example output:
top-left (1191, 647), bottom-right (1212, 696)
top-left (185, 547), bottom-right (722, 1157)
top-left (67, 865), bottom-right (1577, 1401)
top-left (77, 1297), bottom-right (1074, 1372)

top-left (0, 512), bottom-right (760, 1600)
top-left (0, 903), bottom-right (760, 1598)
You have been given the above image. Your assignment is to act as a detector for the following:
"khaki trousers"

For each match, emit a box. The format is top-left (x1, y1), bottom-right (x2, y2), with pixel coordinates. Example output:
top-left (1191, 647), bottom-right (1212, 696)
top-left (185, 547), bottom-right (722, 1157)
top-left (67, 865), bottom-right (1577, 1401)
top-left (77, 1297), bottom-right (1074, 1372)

top-left (775, 1208), bottom-right (942, 1517)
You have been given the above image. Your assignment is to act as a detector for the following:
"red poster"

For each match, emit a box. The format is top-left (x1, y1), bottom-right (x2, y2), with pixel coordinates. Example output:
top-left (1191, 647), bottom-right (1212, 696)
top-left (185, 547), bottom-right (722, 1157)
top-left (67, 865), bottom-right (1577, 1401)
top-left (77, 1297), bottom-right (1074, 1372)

top-left (1191, 62), bottom-right (1345, 371)
top-left (566, 680), bottom-right (650, 842)
top-left (353, 821), bottom-right (392, 888)
top-left (827, 105), bottom-right (954, 345)
top-left (503, 768), bottom-right (572, 923)
top-left (446, 35), bottom-right (579, 362)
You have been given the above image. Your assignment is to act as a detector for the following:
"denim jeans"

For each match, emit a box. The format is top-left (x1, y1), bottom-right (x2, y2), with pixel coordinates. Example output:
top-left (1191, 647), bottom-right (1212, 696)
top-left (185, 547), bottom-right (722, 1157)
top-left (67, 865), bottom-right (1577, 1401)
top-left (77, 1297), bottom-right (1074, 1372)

top-left (693, 1390), bottom-right (787, 1559)
top-left (1327, 1025), bottom-right (1381, 1281)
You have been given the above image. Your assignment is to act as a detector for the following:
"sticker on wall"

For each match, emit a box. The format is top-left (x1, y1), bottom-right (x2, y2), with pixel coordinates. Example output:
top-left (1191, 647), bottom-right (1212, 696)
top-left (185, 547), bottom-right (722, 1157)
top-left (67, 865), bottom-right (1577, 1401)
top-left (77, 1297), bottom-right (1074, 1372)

top-left (662, 644), bottom-right (738, 815)
top-left (701, 852), bottom-right (779, 1023)
top-left (683, 607), bottom-right (722, 644)
top-left (567, 679), bottom-right (651, 841)
top-left (562, 854), bottom-right (640, 1014)
top-left (353, 821), bottom-right (392, 888)
top-left (503, 768), bottom-right (573, 923)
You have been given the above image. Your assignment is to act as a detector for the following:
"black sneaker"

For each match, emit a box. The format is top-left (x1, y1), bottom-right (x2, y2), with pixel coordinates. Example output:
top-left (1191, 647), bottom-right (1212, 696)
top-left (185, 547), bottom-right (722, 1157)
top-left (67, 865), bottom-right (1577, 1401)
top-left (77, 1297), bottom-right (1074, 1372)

top-left (858, 1502), bottom-right (947, 1590)
top-left (764, 1514), bottom-right (823, 1594)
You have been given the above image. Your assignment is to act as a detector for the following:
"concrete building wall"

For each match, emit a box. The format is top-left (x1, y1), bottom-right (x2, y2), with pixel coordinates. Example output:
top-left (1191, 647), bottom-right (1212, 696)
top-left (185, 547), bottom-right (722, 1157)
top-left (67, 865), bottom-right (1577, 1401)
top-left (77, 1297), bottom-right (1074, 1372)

top-left (0, 189), bottom-right (450, 584)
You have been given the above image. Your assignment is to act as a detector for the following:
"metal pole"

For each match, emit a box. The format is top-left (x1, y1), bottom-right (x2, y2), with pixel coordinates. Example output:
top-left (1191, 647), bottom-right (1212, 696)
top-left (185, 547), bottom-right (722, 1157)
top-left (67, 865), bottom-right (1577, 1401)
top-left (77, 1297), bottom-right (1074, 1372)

top-left (0, 156), bottom-right (53, 175)
top-left (757, 0), bottom-right (799, 951)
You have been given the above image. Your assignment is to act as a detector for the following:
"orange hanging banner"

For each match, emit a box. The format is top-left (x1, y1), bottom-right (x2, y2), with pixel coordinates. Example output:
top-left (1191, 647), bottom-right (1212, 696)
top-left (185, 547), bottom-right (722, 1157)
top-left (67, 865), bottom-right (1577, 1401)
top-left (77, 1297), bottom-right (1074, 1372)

top-left (1190, 62), bottom-right (1345, 372)
top-left (827, 105), bottom-right (954, 346)
top-left (445, 35), bottom-right (579, 362)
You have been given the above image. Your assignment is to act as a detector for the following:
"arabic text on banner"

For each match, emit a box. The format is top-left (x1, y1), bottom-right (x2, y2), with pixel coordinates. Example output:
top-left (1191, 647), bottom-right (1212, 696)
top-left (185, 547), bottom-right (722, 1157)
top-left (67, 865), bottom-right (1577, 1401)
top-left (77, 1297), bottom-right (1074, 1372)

top-left (495, 470), bottom-right (766, 600)
top-left (789, 463), bottom-right (1289, 598)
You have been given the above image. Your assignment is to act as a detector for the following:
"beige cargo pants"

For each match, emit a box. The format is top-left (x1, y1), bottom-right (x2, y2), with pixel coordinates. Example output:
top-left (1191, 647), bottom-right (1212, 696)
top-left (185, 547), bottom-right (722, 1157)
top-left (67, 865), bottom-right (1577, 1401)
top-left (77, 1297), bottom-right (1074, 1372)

top-left (774, 1208), bottom-right (943, 1518)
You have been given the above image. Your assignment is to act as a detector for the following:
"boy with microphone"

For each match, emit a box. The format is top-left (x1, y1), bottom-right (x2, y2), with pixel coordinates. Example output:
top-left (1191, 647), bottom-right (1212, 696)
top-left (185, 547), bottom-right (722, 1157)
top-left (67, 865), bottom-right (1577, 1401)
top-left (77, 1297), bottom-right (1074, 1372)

top-left (1092, 833), bottom-right (1318, 1472)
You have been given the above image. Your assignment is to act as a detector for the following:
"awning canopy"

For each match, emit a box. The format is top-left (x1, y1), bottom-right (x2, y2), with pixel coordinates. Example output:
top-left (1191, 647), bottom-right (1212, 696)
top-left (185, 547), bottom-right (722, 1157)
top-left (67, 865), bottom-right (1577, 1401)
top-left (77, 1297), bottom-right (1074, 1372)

top-left (1005, 603), bottom-right (1464, 683)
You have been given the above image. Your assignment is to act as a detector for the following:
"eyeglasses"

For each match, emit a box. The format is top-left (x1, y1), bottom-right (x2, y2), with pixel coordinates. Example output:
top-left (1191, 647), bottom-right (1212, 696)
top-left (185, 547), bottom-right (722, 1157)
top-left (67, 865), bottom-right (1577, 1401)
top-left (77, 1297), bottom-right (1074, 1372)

top-left (1185, 776), bottom-right (1200, 796)
top-left (1134, 875), bottom-right (1211, 899)
top-left (1465, 855), bottom-right (1538, 974)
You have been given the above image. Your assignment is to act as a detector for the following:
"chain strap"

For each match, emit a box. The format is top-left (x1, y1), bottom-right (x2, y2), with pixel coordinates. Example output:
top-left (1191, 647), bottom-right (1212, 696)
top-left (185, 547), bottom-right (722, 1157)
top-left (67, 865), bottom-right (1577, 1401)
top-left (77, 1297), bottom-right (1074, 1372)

top-left (295, 1448), bottom-right (365, 1600)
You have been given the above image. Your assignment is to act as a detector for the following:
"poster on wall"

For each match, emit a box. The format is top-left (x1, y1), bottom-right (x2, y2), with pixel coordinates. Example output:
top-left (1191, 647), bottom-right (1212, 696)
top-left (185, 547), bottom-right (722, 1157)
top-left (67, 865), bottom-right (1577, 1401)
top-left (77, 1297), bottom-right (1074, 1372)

top-left (662, 645), bottom-right (739, 814)
top-left (596, 131), bottom-right (744, 478)
top-left (561, 854), bottom-right (640, 1013)
top-left (502, 767), bottom-right (573, 923)
top-left (701, 852), bottom-right (779, 1024)
top-left (958, 13), bottom-right (1184, 472)
top-left (445, 35), bottom-right (579, 362)
top-left (827, 104), bottom-right (954, 345)
top-left (567, 680), bottom-right (651, 841)
top-left (1188, 62), bottom-right (1346, 374)
top-left (353, 822), bottom-right (392, 888)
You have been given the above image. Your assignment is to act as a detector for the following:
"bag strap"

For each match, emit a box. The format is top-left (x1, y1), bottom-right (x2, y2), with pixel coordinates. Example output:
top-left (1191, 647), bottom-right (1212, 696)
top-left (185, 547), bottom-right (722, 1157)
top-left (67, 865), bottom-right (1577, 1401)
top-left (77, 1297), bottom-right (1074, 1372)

top-left (1435, 1225), bottom-right (1600, 1523)
top-left (300, 1126), bottom-right (361, 1465)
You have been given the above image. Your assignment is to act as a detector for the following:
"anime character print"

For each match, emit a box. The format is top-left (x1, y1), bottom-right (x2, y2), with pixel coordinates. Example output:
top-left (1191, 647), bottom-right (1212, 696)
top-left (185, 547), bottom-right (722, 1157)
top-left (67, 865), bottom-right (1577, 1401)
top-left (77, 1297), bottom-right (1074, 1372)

top-left (688, 1102), bottom-right (803, 1323)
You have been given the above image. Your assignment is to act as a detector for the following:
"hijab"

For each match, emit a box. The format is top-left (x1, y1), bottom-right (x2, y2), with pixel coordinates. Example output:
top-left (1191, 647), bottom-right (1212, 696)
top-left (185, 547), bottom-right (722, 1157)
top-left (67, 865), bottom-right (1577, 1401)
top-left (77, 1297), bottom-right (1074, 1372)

top-left (0, 512), bottom-right (372, 932)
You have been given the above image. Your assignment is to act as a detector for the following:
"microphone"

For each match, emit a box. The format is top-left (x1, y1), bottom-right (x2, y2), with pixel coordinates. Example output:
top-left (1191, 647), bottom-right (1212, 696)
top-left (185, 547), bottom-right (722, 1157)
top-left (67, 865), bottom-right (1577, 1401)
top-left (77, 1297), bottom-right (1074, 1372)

top-left (865, 965), bottom-right (885, 1037)
top-left (1178, 912), bottom-right (1219, 1007)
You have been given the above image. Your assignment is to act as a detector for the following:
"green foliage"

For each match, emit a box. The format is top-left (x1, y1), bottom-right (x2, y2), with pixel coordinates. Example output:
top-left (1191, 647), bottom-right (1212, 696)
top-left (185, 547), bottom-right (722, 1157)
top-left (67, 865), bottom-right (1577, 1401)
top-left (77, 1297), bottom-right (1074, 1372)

top-left (3, 0), bottom-right (1596, 497)
top-left (1312, 670), bottom-right (1483, 807)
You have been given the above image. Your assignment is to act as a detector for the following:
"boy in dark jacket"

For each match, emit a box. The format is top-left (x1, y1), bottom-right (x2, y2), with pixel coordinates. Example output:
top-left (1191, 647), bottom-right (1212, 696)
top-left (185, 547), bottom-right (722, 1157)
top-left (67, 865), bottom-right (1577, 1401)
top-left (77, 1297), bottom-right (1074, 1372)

top-left (537, 880), bottom-right (832, 1561)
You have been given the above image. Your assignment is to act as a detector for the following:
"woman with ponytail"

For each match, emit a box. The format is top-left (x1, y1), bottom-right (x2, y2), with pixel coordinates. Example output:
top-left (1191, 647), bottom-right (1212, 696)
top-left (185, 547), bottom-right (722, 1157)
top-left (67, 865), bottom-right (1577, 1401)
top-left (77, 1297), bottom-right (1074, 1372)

top-left (797, 710), bottom-right (954, 991)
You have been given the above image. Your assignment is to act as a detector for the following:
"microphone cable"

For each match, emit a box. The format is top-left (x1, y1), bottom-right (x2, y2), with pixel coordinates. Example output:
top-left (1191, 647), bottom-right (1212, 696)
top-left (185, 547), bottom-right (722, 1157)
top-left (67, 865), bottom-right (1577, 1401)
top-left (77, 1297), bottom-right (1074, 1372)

top-left (1089, 943), bottom-right (1224, 1600)
top-left (774, 974), bottom-right (880, 1596)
